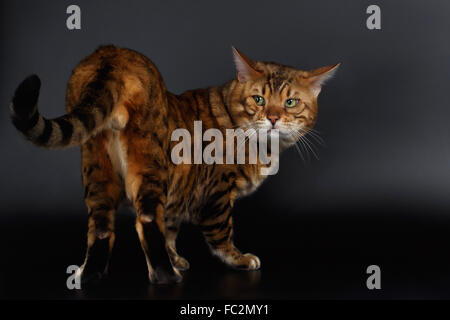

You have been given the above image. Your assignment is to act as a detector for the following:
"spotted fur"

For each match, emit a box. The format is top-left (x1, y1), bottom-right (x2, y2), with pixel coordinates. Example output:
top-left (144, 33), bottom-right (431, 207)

top-left (10, 45), bottom-right (338, 284)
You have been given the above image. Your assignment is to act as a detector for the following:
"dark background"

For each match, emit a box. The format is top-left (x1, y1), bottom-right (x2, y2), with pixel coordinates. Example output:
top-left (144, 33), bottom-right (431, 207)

top-left (1, 0), bottom-right (450, 299)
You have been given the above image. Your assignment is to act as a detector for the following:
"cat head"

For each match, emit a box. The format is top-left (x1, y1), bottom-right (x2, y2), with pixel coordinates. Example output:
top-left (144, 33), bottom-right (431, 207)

top-left (228, 46), bottom-right (339, 149)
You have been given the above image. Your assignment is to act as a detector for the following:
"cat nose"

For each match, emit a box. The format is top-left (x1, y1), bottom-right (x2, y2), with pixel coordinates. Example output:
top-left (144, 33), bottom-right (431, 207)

top-left (267, 114), bottom-right (280, 125)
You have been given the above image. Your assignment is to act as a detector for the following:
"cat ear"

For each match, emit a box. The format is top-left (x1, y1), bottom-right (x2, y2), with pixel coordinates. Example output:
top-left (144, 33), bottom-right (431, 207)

top-left (307, 63), bottom-right (340, 97)
top-left (232, 46), bottom-right (262, 83)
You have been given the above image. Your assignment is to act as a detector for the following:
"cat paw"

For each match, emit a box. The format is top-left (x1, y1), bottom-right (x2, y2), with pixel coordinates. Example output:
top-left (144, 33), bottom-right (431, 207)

top-left (149, 267), bottom-right (183, 284)
top-left (173, 256), bottom-right (190, 271)
top-left (235, 253), bottom-right (261, 270)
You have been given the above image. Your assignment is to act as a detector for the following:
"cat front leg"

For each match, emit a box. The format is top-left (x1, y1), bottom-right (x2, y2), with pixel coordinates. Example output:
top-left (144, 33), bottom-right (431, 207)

top-left (200, 193), bottom-right (261, 270)
top-left (165, 223), bottom-right (190, 271)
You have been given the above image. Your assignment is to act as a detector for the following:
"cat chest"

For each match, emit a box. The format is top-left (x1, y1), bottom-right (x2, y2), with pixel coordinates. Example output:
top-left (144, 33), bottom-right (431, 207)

top-left (234, 165), bottom-right (268, 198)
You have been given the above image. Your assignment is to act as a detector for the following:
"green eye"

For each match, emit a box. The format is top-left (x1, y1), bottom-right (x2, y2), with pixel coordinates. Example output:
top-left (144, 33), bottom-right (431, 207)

top-left (252, 95), bottom-right (265, 106)
top-left (285, 98), bottom-right (299, 108)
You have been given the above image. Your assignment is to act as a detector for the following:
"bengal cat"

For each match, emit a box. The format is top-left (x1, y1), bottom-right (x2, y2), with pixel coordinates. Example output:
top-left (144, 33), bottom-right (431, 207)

top-left (10, 45), bottom-right (338, 284)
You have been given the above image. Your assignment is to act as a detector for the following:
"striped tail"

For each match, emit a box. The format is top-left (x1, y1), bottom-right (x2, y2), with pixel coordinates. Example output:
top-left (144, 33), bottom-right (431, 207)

top-left (10, 74), bottom-right (114, 149)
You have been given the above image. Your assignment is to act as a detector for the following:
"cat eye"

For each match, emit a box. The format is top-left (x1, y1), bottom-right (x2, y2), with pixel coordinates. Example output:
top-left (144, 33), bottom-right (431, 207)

top-left (285, 98), bottom-right (299, 108)
top-left (252, 95), bottom-right (265, 106)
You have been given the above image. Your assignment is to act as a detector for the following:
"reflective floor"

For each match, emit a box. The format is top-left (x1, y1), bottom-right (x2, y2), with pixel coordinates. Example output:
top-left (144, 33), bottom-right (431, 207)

top-left (2, 203), bottom-right (450, 299)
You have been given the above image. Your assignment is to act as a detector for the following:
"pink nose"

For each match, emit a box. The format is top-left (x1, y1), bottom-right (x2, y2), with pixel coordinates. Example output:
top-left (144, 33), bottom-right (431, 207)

top-left (267, 115), bottom-right (280, 125)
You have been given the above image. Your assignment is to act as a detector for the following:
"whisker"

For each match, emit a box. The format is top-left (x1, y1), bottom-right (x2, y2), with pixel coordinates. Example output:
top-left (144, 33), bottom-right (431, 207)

top-left (292, 131), bottom-right (311, 161)
top-left (290, 128), bottom-right (319, 161)
top-left (299, 134), bottom-right (319, 160)
top-left (287, 130), bottom-right (306, 162)
top-left (297, 127), bottom-right (325, 146)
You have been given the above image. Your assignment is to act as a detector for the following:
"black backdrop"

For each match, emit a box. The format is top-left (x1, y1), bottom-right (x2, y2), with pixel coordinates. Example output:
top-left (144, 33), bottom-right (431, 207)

top-left (1, 0), bottom-right (450, 299)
